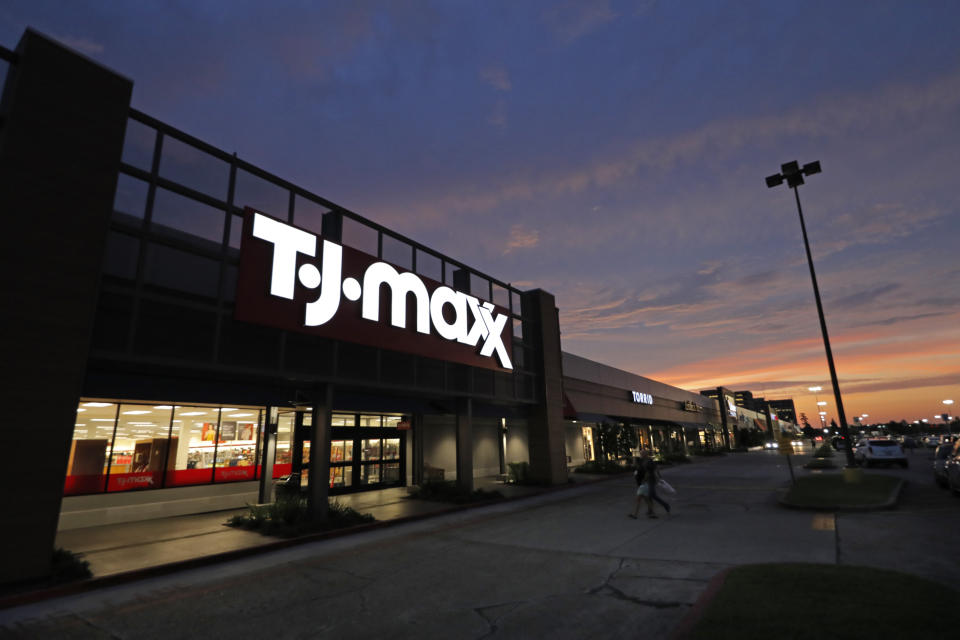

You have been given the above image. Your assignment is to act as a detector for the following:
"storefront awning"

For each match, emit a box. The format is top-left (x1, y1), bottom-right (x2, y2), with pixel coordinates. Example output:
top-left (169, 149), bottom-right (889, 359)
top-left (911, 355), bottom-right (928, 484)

top-left (562, 392), bottom-right (577, 420)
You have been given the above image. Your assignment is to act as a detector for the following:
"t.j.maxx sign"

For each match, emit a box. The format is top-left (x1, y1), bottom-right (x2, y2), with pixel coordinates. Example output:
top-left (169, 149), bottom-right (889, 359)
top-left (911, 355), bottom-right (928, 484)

top-left (235, 209), bottom-right (513, 371)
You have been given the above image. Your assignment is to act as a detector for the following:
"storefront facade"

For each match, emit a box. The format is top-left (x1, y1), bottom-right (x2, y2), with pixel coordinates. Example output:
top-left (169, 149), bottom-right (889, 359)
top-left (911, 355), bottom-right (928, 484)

top-left (561, 353), bottom-right (723, 465)
top-left (0, 30), bottom-right (568, 585)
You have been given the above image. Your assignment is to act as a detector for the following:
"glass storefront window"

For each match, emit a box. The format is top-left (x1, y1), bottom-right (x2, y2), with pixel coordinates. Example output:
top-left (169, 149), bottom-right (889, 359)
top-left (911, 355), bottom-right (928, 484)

top-left (361, 439), bottom-right (381, 461)
top-left (383, 438), bottom-right (400, 461)
top-left (108, 404), bottom-right (174, 492)
top-left (64, 402), bottom-right (117, 495)
top-left (301, 438), bottom-right (311, 488)
top-left (383, 415), bottom-right (402, 428)
top-left (332, 413), bottom-right (354, 427)
top-left (382, 463), bottom-right (400, 483)
top-left (273, 412), bottom-right (295, 479)
top-left (66, 400), bottom-right (264, 494)
top-left (581, 427), bottom-right (594, 461)
top-left (166, 406), bottom-right (218, 487)
top-left (329, 466), bottom-right (353, 488)
top-left (214, 408), bottom-right (261, 483)
top-left (359, 415), bottom-right (381, 428)
top-left (331, 440), bottom-right (354, 462)
top-left (360, 464), bottom-right (380, 485)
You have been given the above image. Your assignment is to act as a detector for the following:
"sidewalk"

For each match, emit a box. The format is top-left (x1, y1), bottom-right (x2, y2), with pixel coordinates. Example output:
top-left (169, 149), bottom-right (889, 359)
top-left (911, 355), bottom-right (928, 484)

top-left (0, 473), bottom-right (617, 609)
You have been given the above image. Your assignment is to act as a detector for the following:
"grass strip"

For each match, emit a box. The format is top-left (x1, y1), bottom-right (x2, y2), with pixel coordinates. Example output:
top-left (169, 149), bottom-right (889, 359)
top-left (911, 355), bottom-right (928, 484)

top-left (783, 473), bottom-right (899, 508)
top-left (687, 563), bottom-right (960, 639)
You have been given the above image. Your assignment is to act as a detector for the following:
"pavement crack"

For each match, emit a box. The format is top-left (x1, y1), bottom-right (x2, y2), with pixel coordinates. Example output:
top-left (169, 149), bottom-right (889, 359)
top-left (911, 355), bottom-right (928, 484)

top-left (592, 583), bottom-right (685, 609)
top-left (473, 601), bottom-right (523, 639)
top-left (587, 557), bottom-right (625, 595)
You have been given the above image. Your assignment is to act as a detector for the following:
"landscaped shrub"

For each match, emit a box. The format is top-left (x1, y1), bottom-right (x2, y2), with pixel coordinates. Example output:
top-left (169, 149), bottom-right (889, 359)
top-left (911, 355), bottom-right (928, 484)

top-left (51, 547), bottom-right (92, 583)
top-left (507, 461), bottom-right (530, 484)
top-left (814, 443), bottom-right (835, 458)
top-left (574, 460), bottom-right (632, 474)
top-left (405, 480), bottom-right (504, 504)
top-left (227, 497), bottom-right (375, 538)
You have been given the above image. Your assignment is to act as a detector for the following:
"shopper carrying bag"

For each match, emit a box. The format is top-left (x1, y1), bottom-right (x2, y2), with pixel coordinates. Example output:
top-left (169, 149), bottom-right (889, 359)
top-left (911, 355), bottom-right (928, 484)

top-left (657, 477), bottom-right (676, 495)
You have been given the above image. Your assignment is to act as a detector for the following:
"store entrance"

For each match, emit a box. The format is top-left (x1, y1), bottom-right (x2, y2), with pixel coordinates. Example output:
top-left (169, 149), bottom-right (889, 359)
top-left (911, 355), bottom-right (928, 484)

top-left (330, 412), bottom-right (406, 494)
top-left (273, 409), bottom-right (406, 494)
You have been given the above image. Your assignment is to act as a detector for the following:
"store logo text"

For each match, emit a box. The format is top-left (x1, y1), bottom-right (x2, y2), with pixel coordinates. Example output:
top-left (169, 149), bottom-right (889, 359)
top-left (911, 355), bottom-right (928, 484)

top-left (251, 213), bottom-right (512, 369)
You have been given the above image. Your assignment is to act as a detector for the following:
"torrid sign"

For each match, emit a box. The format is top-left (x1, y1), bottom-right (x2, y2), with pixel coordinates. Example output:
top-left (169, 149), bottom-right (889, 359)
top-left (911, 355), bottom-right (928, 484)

top-left (235, 209), bottom-right (513, 371)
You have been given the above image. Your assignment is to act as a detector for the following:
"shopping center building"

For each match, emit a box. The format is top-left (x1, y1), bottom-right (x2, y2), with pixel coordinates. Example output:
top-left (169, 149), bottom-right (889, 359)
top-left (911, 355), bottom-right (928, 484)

top-left (1, 30), bottom-right (737, 587)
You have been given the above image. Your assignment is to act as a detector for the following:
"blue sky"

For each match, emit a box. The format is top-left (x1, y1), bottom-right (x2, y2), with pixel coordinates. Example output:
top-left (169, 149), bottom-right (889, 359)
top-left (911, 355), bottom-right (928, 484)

top-left (3, 0), bottom-right (959, 422)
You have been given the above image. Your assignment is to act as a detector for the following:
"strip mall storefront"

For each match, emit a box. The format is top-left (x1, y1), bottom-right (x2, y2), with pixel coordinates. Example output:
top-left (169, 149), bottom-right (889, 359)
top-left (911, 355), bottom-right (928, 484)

top-left (0, 31), bottom-right (568, 585)
top-left (561, 353), bottom-right (723, 465)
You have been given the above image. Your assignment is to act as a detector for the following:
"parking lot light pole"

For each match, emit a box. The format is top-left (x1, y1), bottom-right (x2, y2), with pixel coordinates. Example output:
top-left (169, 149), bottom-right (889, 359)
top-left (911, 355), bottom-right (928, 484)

top-left (766, 161), bottom-right (856, 467)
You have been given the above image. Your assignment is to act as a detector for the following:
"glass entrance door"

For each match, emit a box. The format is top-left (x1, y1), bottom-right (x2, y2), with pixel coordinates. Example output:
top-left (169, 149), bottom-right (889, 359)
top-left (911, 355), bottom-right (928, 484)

top-left (331, 412), bottom-right (405, 494)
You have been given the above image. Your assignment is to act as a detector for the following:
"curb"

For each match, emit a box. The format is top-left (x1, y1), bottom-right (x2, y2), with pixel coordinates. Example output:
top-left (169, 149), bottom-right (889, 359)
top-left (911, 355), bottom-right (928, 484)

top-left (669, 567), bottom-right (731, 640)
top-left (776, 478), bottom-right (905, 511)
top-left (0, 473), bottom-right (624, 611)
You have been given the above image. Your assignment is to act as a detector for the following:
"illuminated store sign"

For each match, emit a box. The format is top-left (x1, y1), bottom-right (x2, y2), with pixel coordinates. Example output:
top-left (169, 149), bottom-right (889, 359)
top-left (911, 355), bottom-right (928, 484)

top-left (235, 210), bottom-right (513, 370)
top-left (725, 395), bottom-right (737, 418)
top-left (631, 391), bottom-right (653, 405)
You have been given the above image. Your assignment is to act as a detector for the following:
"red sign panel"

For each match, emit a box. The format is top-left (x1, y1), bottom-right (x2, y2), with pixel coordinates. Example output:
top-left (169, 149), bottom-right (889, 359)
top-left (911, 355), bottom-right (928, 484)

top-left (235, 208), bottom-right (513, 371)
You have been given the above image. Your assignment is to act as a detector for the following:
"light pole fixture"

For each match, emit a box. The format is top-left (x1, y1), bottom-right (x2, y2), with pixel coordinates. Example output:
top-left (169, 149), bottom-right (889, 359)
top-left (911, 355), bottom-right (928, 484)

top-left (767, 160), bottom-right (855, 467)
top-left (942, 400), bottom-right (954, 437)
top-left (808, 386), bottom-right (823, 429)
top-left (945, 400), bottom-right (955, 430)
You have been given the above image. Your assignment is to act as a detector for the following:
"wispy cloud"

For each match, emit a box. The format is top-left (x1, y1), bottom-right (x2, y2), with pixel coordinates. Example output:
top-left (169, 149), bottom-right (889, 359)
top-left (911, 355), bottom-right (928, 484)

top-left (480, 66), bottom-right (511, 91)
top-left (817, 203), bottom-right (945, 258)
top-left (542, 0), bottom-right (618, 43)
top-left (385, 67), bottom-right (960, 240)
top-left (503, 224), bottom-right (540, 253)
top-left (829, 283), bottom-right (901, 308)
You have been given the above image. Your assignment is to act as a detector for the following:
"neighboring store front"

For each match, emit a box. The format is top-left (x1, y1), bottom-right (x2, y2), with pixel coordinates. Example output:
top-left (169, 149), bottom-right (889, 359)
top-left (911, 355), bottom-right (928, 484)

top-left (561, 353), bottom-right (722, 464)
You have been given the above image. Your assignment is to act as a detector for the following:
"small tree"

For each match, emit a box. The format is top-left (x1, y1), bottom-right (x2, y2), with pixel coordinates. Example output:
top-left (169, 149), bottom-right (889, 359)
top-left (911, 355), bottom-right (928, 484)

top-left (596, 422), bottom-right (637, 461)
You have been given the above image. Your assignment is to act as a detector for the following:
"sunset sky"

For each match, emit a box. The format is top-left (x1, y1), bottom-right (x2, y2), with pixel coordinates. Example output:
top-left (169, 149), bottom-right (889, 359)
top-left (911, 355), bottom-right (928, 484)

top-left (3, 1), bottom-right (958, 425)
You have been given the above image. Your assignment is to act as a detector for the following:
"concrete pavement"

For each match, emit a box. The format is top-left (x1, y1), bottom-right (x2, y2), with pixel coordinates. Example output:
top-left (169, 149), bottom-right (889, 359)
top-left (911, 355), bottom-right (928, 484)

top-left (1, 448), bottom-right (957, 639)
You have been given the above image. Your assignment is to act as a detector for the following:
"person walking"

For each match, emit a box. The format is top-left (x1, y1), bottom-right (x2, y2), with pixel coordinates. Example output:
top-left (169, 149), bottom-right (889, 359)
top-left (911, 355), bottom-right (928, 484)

top-left (628, 455), bottom-right (648, 519)
top-left (642, 449), bottom-right (670, 518)
top-left (628, 449), bottom-right (670, 519)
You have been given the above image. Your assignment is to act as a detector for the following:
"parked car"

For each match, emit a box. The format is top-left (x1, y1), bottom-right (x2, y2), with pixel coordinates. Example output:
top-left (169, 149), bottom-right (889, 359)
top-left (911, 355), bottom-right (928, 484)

top-left (831, 435), bottom-right (849, 451)
top-left (933, 442), bottom-right (956, 487)
top-left (853, 437), bottom-right (908, 468)
top-left (945, 443), bottom-right (960, 495)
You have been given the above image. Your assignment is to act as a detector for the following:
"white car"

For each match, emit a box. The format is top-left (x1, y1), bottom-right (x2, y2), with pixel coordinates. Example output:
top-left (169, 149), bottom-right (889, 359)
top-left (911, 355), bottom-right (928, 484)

top-left (854, 438), bottom-right (908, 468)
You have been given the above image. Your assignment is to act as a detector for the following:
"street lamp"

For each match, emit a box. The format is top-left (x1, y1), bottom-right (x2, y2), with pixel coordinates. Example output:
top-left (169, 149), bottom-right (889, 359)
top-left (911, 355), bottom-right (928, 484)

top-left (945, 400), bottom-right (955, 438)
top-left (767, 161), bottom-right (855, 467)
top-left (809, 386), bottom-right (825, 428)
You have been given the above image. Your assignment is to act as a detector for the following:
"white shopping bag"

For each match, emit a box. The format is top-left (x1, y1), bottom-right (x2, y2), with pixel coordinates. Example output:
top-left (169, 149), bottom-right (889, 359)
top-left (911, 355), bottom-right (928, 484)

top-left (657, 478), bottom-right (676, 495)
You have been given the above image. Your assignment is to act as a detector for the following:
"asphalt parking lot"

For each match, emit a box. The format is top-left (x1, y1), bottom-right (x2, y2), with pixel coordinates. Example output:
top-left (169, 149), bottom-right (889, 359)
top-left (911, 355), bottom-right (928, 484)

top-left (1, 449), bottom-right (957, 639)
